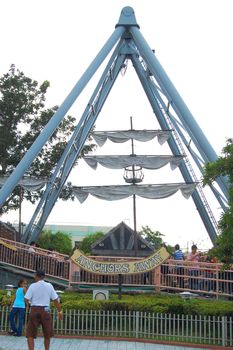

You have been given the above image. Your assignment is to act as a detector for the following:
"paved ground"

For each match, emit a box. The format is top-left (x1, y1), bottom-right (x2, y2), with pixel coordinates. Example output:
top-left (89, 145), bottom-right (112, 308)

top-left (0, 335), bottom-right (213, 350)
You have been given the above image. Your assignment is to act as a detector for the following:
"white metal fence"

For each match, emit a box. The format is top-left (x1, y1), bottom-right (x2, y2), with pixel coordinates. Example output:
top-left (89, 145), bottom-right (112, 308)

top-left (0, 307), bottom-right (232, 347)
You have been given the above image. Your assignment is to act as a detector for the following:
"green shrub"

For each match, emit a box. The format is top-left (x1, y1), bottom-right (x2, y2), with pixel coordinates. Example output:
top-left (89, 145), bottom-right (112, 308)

top-left (1, 290), bottom-right (233, 316)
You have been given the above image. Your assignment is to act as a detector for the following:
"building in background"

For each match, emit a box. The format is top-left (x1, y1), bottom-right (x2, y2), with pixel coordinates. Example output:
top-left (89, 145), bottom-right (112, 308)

top-left (43, 223), bottom-right (112, 247)
top-left (3, 221), bottom-right (112, 246)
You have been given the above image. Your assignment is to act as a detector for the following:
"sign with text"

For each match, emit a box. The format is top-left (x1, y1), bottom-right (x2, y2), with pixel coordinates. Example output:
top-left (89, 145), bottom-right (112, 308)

top-left (71, 247), bottom-right (169, 275)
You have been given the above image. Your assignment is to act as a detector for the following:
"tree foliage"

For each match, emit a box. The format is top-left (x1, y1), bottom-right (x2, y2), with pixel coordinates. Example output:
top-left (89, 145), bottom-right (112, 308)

top-left (79, 231), bottom-right (104, 254)
top-left (38, 230), bottom-right (72, 255)
top-left (139, 225), bottom-right (164, 250)
top-left (0, 65), bottom-right (95, 214)
top-left (203, 138), bottom-right (233, 263)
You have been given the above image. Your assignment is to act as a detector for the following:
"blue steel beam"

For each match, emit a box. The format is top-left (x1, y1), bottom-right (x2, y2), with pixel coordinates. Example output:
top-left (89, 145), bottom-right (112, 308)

top-left (146, 76), bottom-right (228, 211)
top-left (1, 6), bottom-right (224, 245)
top-left (130, 26), bottom-right (229, 200)
top-left (153, 90), bottom-right (228, 212)
top-left (0, 26), bottom-right (124, 208)
top-left (151, 82), bottom-right (228, 211)
top-left (131, 52), bottom-right (218, 242)
top-left (23, 49), bottom-right (127, 243)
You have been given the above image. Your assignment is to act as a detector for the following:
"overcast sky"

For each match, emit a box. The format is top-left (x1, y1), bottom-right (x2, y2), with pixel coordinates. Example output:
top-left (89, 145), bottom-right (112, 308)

top-left (1, 0), bottom-right (232, 250)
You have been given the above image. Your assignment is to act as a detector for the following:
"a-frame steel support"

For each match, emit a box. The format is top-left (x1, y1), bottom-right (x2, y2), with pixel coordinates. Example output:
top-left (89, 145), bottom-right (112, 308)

top-left (0, 7), bottom-right (229, 244)
top-left (22, 43), bottom-right (127, 243)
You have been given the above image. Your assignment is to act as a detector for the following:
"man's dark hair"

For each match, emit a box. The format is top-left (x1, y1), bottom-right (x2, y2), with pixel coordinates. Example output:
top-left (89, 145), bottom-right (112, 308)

top-left (175, 244), bottom-right (180, 250)
top-left (35, 269), bottom-right (45, 278)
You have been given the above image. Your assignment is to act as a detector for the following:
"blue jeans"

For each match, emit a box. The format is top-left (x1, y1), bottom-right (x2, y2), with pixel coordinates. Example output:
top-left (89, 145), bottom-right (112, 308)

top-left (9, 307), bottom-right (25, 336)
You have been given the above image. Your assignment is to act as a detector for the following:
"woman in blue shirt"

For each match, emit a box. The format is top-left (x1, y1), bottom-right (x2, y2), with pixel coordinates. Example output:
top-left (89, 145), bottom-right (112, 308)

top-left (9, 279), bottom-right (28, 336)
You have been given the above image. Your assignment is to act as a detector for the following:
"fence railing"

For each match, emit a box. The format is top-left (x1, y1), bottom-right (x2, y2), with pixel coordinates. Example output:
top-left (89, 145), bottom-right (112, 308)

top-left (1, 237), bottom-right (233, 298)
top-left (0, 238), bottom-right (70, 280)
top-left (0, 307), bottom-right (232, 347)
top-left (70, 256), bottom-right (233, 298)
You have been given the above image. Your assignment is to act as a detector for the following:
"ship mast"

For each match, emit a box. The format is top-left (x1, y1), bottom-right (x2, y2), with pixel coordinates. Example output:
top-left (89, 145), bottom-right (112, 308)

top-left (123, 117), bottom-right (144, 256)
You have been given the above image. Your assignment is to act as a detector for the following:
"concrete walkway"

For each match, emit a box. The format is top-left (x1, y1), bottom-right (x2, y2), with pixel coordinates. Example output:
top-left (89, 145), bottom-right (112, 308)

top-left (0, 335), bottom-right (213, 350)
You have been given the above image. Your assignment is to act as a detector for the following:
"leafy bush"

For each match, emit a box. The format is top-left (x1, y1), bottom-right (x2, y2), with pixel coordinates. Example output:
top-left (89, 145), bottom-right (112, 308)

top-left (56, 292), bottom-right (233, 316)
top-left (0, 291), bottom-right (14, 307)
top-left (1, 290), bottom-right (232, 316)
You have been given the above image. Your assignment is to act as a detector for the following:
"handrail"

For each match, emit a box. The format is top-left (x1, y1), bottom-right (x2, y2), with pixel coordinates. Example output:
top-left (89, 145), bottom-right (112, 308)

top-left (0, 237), bottom-right (70, 280)
top-left (1, 238), bottom-right (233, 298)
top-left (0, 237), bottom-right (68, 260)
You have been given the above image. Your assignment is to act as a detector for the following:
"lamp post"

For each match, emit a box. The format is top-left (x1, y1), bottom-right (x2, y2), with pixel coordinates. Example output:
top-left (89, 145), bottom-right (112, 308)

top-left (5, 284), bottom-right (15, 296)
top-left (18, 185), bottom-right (23, 239)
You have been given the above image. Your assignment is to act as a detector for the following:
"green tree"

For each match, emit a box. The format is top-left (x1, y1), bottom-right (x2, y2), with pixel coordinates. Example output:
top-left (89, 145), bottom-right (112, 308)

top-left (79, 231), bottom-right (104, 254)
top-left (0, 65), bottom-right (95, 214)
top-left (203, 138), bottom-right (233, 263)
top-left (139, 225), bottom-right (164, 250)
top-left (38, 230), bottom-right (72, 255)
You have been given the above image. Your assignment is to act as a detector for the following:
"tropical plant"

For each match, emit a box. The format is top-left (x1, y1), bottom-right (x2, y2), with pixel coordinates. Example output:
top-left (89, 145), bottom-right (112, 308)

top-left (203, 138), bottom-right (233, 263)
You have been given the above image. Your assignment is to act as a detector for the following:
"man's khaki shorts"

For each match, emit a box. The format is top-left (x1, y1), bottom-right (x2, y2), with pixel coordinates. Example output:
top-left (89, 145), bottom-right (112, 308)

top-left (26, 306), bottom-right (54, 338)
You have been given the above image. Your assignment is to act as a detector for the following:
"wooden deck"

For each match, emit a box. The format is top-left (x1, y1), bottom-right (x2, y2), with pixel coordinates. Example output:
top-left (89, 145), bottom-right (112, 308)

top-left (0, 335), bottom-right (214, 350)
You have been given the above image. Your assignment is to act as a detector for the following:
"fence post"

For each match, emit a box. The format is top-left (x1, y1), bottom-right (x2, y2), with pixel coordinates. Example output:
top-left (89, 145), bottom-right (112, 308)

top-left (216, 266), bottom-right (219, 300)
top-left (154, 266), bottom-right (161, 293)
top-left (68, 259), bottom-right (72, 288)
top-left (222, 316), bottom-right (227, 347)
top-left (135, 311), bottom-right (139, 338)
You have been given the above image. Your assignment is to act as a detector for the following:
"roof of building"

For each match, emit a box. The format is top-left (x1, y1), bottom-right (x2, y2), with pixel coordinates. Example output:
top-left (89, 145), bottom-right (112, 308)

top-left (91, 221), bottom-right (154, 257)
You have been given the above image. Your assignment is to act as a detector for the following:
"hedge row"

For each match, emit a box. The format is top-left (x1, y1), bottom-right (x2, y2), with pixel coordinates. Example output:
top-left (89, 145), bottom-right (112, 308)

top-left (60, 292), bottom-right (233, 316)
top-left (1, 290), bottom-right (232, 317)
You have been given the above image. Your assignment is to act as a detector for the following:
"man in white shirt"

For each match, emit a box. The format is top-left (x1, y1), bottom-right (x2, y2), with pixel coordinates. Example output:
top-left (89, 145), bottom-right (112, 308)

top-left (24, 269), bottom-right (63, 350)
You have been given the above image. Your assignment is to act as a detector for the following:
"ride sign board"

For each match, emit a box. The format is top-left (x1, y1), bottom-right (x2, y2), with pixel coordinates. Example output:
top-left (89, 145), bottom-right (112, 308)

top-left (71, 247), bottom-right (170, 275)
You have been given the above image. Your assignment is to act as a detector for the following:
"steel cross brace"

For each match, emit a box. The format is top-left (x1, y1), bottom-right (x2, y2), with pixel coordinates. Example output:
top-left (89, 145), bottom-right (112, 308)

top-left (0, 6), bottom-right (228, 244)
top-left (129, 26), bottom-right (229, 200)
top-left (130, 52), bottom-right (218, 242)
top-left (22, 43), bottom-right (128, 243)
top-left (0, 26), bottom-right (125, 209)
top-left (150, 81), bottom-right (228, 211)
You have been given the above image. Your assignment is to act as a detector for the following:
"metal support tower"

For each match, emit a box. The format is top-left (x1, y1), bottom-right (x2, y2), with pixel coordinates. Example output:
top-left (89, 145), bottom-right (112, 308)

top-left (0, 7), bottom-right (229, 244)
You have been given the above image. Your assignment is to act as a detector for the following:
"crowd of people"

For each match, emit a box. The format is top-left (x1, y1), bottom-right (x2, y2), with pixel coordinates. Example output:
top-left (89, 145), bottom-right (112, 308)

top-left (169, 243), bottom-right (218, 292)
top-left (8, 270), bottom-right (62, 350)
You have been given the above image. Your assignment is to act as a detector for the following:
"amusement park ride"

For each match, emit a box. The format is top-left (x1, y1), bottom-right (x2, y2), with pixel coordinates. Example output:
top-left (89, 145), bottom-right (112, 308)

top-left (0, 7), bottom-right (229, 245)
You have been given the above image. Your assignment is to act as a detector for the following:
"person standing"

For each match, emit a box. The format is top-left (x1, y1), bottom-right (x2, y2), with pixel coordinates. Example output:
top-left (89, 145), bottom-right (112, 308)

top-left (187, 244), bottom-right (201, 290)
top-left (9, 279), bottom-right (28, 336)
top-left (172, 244), bottom-right (185, 288)
top-left (28, 241), bottom-right (37, 270)
top-left (24, 269), bottom-right (63, 350)
top-left (173, 244), bottom-right (185, 261)
top-left (28, 241), bottom-right (36, 253)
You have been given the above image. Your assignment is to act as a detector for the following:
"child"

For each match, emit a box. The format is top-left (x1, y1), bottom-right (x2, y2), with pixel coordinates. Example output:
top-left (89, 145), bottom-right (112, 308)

top-left (9, 279), bottom-right (28, 336)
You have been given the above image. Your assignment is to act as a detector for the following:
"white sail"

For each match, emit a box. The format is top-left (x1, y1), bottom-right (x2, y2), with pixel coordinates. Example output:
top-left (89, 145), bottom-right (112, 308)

top-left (72, 183), bottom-right (197, 203)
top-left (83, 155), bottom-right (183, 171)
top-left (0, 176), bottom-right (47, 192)
top-left (92, 130), bottom-right (171, 147)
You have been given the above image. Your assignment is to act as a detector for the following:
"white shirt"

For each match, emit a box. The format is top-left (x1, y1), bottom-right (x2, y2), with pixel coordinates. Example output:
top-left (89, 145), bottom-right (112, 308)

top-left (25, 280), bottom-right (58, 306)
top-left (28, 247), bottom-right (36, 253)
